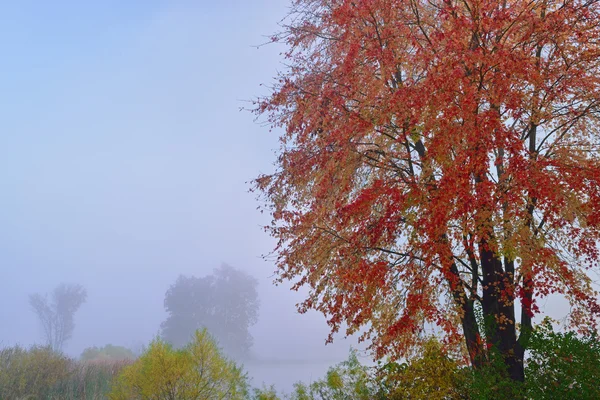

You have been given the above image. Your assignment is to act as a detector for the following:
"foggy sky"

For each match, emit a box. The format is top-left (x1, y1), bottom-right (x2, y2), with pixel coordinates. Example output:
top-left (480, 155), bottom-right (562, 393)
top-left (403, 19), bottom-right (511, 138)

top-left (0, 0), bottom-right (576, 392)
top-left (0, 0), bottom-right (365, 391)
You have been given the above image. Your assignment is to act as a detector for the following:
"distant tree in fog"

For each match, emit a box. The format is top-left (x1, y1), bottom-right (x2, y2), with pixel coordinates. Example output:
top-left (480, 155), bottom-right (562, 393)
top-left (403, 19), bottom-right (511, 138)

top-left (29, 283), bottom-right (87, 352)
top-left (80, 344), bottom-right (136, 362)
top-left (161, 264), bottom-right (259, 359)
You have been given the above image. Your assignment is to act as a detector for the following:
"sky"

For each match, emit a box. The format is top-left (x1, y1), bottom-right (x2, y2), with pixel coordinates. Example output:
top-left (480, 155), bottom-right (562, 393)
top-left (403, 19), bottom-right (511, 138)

top-left (0, 0), bottom-right (366, 391)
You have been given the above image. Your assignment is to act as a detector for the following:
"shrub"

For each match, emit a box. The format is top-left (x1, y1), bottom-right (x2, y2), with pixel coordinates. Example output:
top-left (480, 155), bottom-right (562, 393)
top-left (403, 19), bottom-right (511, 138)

top-left (289, 349), bottom-right (375, 400)
top-left (0, 344), bottom-right (130, 399)
top-left (252, 384), bottom-right (281, 400)
top-left (458, 352), bottom-right (524, 400)
top-left (286, 343), bottom-right (464, 400)
top-left (452, 319), bottom-right (600, 400)
top-left (377, 338), bottom-right (465, 400)
top-left (51, 359), bottom-right (132, 399)
top-left (0, 345), bottom-right (70, 399)
top-left (276, 321), bottom-right (600, 400)
top-left (525, 318), bottom-right (600, 400)
top-left (109, 329), bottom-right (248, 400)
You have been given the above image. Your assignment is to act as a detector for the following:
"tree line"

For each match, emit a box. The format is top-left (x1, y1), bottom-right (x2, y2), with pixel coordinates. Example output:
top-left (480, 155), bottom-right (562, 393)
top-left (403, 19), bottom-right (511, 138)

top-left (28, 264), bottom-right (259, 359)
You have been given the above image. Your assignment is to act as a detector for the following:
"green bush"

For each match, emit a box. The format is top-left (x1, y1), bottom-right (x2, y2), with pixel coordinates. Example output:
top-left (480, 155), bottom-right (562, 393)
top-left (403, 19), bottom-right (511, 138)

top-left (109, 329), bottom-right (249, 400)
top-left (458, 353), bottom-right (524, 400)
top-left (445, 319), bottom-right (600, 400)
top-left (288, 349), bottom-right (375, 400)
top-left (524, 318), bottom-right (600, 400)
top-left (252, 384), bottom-right (282, 400)
top-left (285, 324), bottom-right (600, 400)
top-left (377, 338), bottom-right (465, 400)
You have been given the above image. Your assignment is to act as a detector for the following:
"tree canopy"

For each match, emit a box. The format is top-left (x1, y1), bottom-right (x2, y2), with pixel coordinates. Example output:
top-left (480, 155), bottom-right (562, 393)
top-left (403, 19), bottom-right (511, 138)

top-left (254, 0), bottom-right (600, 382)
top-left (29, 283), bottom-right (87, 352)
top-left (161, 264), bottom-right (260, 359)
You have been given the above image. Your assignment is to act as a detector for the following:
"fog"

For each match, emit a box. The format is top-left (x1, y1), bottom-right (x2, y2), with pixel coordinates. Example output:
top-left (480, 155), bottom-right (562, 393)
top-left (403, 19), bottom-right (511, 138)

top-left (0, 0), bottom-right (366, 392)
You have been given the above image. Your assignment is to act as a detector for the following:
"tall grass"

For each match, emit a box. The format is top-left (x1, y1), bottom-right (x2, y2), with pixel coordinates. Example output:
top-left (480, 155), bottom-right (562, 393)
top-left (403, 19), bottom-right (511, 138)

top-left (49, 359), bottom-right (132, 400)
top-left (0, 345), bottom-right (131, 400)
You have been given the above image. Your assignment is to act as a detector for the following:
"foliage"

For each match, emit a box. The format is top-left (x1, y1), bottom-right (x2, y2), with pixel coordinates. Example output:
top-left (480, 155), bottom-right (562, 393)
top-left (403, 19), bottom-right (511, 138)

top-left (288, 349), bottom-right (376, 400)
top-left (458, 349), bottom-right (524, 400)
top-left (0, 344), bottom-right (130, 400)
top-left (51, 360), bottom-right (132, 400)
top-left (277, 327), bottom-right (600, 399)
top-left (524, 318), bottom-right (600, 399)
top-left (80, 344), bottom-right (136, 363)
top-left (29, 283), bottom-right (87, 352)
top-left (0, 345), bottom-right (70, 399)
top-left (252, 385), bottom-right (282, 400)
top-left (161, 264), bottom-right (259, 358)
top-left (3, 323), bottom-right (598, 400)
top-left (377, 338), bottom-right (465, 400)
top-left (391, 322), bottom-right (600, 399)
top-left (109, 329), bottom-right (248, 400)
top-left (254, 0), bottom-right (600, 380)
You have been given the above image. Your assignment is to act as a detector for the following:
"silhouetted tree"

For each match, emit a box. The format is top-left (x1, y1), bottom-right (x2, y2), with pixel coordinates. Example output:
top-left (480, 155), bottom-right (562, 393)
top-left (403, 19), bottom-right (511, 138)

top-left (29, 283), bottom-right (87, 352)
top-left (161, 264), bottom-right (259, 359)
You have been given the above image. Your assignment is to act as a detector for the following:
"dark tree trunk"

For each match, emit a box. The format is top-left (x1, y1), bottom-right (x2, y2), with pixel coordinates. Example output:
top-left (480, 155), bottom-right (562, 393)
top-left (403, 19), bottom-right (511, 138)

top-left (461, 298), bottom-right (486, 369)
top-left (479, 240), bottom-right (524, 382)
top-left (448, 262), bottom-right (486, 368)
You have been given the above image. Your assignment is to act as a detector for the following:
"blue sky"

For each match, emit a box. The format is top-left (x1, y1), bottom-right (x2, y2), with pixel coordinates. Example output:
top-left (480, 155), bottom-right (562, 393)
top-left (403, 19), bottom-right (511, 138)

top-left (0, 0), bottom-right (368, 391)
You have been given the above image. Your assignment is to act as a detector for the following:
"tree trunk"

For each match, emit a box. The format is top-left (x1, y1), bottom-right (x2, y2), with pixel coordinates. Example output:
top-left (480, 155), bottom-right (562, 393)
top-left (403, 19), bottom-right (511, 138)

top-left (479, 240), bottom-right (524, 382)
top-left (448, 262), bottom-right (486, 368)
top-left (461, 298), bottom-right (486, 369)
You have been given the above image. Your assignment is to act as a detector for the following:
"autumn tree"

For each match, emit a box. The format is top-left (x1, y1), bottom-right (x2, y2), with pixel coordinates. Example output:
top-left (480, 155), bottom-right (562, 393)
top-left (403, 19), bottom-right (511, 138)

top-left (254, 0), bottom-right (600, 383)
top-left (29, 283), bottom-right (87, 352)
top-left (161, 264), bottom-right (260, 359)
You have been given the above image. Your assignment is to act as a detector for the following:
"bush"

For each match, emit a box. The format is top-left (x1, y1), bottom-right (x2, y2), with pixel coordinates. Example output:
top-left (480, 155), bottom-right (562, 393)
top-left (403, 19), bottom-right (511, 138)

top-left (458, 352), bottom-right (524, 400)
top-left (109, 329), bottom-right (248, 400)
top-left (284, 343), bottom-right (465, 400)
top-left (377, 338), bottom-right (465, 400)
top-left (0, 345), bottom-right (71, 399)
top-left (449, 319), bottom-right (600, 399)
top-left (252, 384), bottom-right (281, 400)
top-left (278, 323), bottom-right (600, 400)
top-left (0, 344), bottom-right (130, 399)
top-left (289, 349), bottom-right (375, 400)
top-left (51, 359), bottom-right (132, 399)
top-left (525, 318), bottom-right (600, 400)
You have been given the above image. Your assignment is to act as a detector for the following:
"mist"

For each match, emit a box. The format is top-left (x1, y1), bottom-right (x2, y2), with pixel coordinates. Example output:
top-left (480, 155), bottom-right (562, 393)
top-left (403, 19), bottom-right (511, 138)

top-left (0, 0), bottom-right (366, 392)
